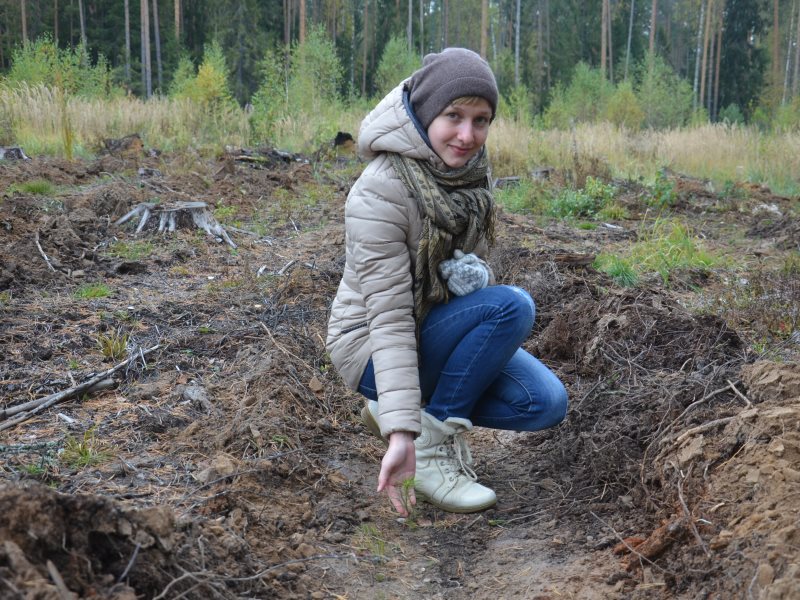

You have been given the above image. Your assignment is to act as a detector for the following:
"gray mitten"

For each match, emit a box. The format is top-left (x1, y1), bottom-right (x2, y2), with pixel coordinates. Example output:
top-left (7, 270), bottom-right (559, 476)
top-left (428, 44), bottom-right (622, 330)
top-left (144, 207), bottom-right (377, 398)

top-left (438, 249), bottom-right (490, 296)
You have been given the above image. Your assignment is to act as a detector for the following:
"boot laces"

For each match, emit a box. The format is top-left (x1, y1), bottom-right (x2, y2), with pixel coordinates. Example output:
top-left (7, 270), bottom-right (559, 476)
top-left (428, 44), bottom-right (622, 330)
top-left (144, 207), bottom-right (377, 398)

top-left (440, 432), bottom-right (477, 481)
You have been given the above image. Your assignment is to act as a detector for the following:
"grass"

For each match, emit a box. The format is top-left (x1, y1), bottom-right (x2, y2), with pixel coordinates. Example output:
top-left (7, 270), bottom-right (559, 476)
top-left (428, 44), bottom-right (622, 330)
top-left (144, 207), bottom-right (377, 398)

top-left (107, 240), bottom-right (154, 261)
top-left (4, 83), bottom-right (798, 194)
top-left (95, 329), bottom-right (129, 361)
top-left (355, 523), bottom-right (387, 558)
top-left (7, 179), bottom-right (56, 195)
top-left (595, 219), bottom-right (717, 287)
top-left (74, 282), bottom-right (112, 299)
top-left (60, 427), bottom-right (113, 468)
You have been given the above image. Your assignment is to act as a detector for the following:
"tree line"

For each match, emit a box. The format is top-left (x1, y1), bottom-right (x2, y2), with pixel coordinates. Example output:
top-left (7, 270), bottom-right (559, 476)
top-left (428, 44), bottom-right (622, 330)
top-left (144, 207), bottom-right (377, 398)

top-left (0, 0), bottom-right (798, 124)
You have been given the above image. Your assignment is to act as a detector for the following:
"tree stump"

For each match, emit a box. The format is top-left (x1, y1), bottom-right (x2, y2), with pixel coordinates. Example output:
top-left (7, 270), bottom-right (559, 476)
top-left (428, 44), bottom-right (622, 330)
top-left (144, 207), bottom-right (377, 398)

top-left (0, 147), bottom-right (30, 160)
top-left (115, 201), bottom-right (236, 248)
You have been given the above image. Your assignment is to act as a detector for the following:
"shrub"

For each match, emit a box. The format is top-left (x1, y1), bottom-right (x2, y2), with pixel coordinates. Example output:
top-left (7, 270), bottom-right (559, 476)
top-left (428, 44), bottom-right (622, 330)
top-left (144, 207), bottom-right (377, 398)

top-left (375, 36), bottom-right (420, 97)
top-left (542, 63), bottom-right (614, 128)
top-left (645, 170), bottom-right (677, 209)
top-left (250, 48), bottom-right (286, 143)
top-left (718, 103), bottom-right (745, 125)
top-left (288, 26), bottom-right (342, 116)
top-left (635, 53), bottom-right (693, 129)
top-left (4, 35), bottom-right (116, 98)
top-left (170, 42), bottom-right (235, 113)
top-left (604, 81), bottom-right (644, 130)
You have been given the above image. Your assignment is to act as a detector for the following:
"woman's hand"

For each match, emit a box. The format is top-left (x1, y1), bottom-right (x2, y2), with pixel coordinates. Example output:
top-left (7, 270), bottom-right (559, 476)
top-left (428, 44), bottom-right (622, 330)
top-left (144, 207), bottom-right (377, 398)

top-left (377, 431), bottom-right (417, 516)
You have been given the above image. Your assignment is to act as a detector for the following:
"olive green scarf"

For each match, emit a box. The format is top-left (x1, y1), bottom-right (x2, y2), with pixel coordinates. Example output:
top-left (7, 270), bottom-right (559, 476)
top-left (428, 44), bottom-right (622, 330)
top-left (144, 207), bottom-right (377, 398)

top-left (389, 148), bottom-right (495, 329)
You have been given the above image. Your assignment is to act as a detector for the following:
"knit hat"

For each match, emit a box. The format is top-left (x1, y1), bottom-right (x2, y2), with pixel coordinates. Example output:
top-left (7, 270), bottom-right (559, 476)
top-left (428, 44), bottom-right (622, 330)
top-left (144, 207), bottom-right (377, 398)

top-left (409, 48), bottom-right (499, 130)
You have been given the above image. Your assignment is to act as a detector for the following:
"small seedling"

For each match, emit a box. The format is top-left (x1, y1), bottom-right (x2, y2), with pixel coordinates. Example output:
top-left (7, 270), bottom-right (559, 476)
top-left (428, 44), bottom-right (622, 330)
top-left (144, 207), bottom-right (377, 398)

top-left (399, 477), bottom-right (418, 526)
top-left (7, 179), bottom-right (56, 196)
top-left (356, 523), bottom-right (387, 557)
top-left (594, 254), bottom-right (639, 287)
top-left (60, 427), bottom-right (113, 468)
top-left (96, 330), bottom-right (129, 361)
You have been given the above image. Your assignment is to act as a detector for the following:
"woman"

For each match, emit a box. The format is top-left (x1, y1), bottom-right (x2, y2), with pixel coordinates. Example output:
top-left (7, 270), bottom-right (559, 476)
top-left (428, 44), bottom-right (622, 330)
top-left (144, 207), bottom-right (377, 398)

top-left (326, 48), bottom-right (568, 515)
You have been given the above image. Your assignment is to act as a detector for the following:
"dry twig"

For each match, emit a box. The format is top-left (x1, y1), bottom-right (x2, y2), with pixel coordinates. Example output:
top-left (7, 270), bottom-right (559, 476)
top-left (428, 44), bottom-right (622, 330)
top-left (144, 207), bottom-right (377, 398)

top-left (0, 345), bottom-right (160, 431)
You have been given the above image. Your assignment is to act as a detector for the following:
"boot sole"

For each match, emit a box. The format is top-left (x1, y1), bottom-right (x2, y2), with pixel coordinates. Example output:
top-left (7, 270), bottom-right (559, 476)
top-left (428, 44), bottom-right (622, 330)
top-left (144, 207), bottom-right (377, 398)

top-left (415, 491), bottom-right (497, 514)
top-left (360, 404), bottom-right (387, 445)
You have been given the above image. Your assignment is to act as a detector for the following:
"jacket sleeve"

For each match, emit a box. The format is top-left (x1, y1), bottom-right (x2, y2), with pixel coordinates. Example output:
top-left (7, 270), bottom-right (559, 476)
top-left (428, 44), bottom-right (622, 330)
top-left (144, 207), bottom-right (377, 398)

top-left (346, 164), bottom-right (422, 438)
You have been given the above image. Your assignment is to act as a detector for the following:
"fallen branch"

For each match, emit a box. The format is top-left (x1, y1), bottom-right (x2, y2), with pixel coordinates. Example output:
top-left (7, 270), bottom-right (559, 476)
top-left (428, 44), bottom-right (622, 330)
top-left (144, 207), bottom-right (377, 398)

top-left (0, 345), bottom-right (160, 431)
top-left (727, 379), bottom-right (752, 408)
top-left (674, 416), bottom-right (735, 445)
top-left (676, 467), bottom-right (710, 557)
top-left (34, 230), bottom-right (56, 272)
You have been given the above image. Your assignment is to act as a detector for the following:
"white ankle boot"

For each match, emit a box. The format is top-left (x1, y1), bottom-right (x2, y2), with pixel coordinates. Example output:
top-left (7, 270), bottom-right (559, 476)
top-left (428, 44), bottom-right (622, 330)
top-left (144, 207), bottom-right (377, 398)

top-left (414, 410), bottom-right (496, 513)
top-left (361, 400), bottom-right (386, 443)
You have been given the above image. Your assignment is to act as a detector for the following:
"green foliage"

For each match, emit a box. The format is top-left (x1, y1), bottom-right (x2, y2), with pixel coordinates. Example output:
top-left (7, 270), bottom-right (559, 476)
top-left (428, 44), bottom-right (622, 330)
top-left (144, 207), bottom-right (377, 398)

top-left (61, 427), bottom-right (113, 468)
top-left (635, 54), bottom-right (693, 129)
top-left (375, 36), bottom-right (420, 98)
top-left (501, 85), bottom-right (534, 126)
top-left (288, 26), bottom-right (342, 116)
top-left (74, 283), bottom-right (112, 299)
top-left (250, 48), bottom-right (286, 143)
top-left (542, 63), bottom-right (614, 128)
top-left (773, 97), bottom-right (800, 132)
top-left (594, 254), bottom-right (639, 287)
top-left (170, 42), bottom-right (235, 113)
top-left (4, 36), bottom-right (116, 98)
top-left (629, 219), bottom-right (716, 285)
top-left (718, 103), bottom-right (745, 125)
top-left (494, 179), bottom-right (547, 214)
top-left (356, 523), bottom-right (387, 557)
top-left (545, 176), bottom-right (616, 220)
top-left (603, 81), bottom-right (644, 130)
top-left (7, 179), bottom-right (55, 195)
top-left (107, 240), bottom-right (153, 261)
top-left (96, 329), bottom-right (129, 362)
top-left (645, 171), bottom-right (677, 209)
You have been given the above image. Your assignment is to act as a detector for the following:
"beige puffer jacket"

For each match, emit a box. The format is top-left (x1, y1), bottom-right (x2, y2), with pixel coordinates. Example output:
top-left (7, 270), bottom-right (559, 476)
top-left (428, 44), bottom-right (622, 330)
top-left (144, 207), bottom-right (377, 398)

top-left (326, 82), bottom-right (491, 438)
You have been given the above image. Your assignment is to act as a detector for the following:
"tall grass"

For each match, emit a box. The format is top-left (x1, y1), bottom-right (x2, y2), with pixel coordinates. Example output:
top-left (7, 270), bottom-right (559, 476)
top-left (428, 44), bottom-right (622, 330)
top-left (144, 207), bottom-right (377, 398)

top-left (3, 82), bottom-right (799, 195)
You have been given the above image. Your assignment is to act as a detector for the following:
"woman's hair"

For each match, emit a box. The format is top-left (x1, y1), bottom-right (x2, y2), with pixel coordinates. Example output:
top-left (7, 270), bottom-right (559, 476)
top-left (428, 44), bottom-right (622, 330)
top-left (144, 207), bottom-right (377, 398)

top-left (451, 96), bottom-right (490, 107)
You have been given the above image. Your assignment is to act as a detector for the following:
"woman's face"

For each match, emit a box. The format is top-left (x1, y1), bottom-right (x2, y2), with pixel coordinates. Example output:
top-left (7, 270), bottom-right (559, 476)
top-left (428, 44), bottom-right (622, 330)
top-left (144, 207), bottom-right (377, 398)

top-left (427, 98), bottom-right (492, 169)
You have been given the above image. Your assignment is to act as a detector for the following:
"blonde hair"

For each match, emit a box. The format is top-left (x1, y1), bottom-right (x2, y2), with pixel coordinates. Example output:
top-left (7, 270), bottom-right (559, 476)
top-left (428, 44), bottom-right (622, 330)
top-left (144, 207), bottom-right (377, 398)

top-left (451, 96), bottom-right (490, 107)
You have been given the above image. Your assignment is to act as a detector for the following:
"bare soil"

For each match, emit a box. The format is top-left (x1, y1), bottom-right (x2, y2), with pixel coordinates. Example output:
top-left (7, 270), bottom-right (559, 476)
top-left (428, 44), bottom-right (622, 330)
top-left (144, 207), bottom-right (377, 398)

top-left (0, 147), bottom-right (798, 599)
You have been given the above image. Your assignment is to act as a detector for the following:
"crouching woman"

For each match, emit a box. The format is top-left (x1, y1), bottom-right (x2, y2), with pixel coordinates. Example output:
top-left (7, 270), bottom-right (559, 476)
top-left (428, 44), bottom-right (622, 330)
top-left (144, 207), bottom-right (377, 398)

top-left (326, 48), bottom-right (567, 515)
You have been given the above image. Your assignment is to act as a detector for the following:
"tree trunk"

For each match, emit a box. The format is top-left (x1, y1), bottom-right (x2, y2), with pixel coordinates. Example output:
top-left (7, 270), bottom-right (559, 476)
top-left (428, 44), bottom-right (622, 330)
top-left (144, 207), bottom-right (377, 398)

top-left (362, 0), bottom-right (368, 95)
top-left (174, 0), bottom-right (181, 42)
top-left (419, 0), bottom-right (424, 57)
top-left (713, 0), bottom-right (724, 118)
top-left (601, 0), bottom-right (608, 78)
top-left (699, 0), bottom-right (713, 110)
top-left (141, 0), bottom-right (152, 99)
top-left (514, 0), bottom-right (520, 85)
top-left (480, 0), bottom-right (488, 58)
top-left (299, 0), bottom-right (306, 43)
top-left (537, 0), bottom-right (543, 96)
top-left (20, 0), bottom-right (27, 44)
top-left (773, 0), bottom-right (780, 87)
top-left (706, 4), bottom-right (716, 115)
top-left (607, 0), bottom-right (613, 81)
top-left (407, 0), bottom-right (412, 50)
top-left (152, 0), bottom-right (163, 92)
top-left (77, 0), bottom-right (86, 48)
top-left (284, 0), bottom-right (290, 46)
top-left (794, 0), bottom-right (800, 97)
top-left (783, 0), bottom-right (796, 104)
top-left (124, 0), bottom-right (131, 83)
top-left (649, 0), bottom-right (657, 54)
top-left (692, 0), bottom-right (704, 110)
top-left (54, 0), bottom-right (58, 46)
top-left (625, 0), bottom-right (635, 79)
top-left (443, 0), bottom-right (448, 48)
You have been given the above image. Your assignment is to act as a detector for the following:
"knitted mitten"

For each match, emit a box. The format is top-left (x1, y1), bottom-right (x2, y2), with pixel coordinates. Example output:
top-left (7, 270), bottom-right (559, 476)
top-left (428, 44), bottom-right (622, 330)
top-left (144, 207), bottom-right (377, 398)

top-left (438, 249), bottom-right (490, 296)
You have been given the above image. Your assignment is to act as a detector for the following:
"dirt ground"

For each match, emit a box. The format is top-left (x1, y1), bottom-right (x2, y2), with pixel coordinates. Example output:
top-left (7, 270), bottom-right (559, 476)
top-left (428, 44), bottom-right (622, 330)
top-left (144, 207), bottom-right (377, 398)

top-left (0, 144), bottom-right (798, 599)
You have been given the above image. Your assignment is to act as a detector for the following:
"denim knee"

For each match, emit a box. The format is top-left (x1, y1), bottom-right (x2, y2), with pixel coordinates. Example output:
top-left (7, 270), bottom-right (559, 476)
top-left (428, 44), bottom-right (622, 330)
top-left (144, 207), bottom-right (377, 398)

top-left (540, 381), bottom-right (568, 429)
top-left (496, 285), bottom-right (535, 332)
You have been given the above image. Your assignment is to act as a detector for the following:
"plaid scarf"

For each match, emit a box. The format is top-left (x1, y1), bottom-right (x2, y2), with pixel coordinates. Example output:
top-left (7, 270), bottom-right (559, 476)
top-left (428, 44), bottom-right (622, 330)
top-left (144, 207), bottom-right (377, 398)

top-left (389, 148), bottom-right (495, 329)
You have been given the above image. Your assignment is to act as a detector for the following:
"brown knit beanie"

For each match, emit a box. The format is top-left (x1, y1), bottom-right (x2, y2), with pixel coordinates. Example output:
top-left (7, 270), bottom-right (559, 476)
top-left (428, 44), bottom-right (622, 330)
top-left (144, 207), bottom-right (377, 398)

top-left (409, 48), bottom-right (499, 130)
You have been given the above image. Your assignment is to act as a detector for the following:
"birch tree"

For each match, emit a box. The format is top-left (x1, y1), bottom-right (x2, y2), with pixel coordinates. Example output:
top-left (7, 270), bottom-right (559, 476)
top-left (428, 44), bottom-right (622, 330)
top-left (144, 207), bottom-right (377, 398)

top-left (152, 0), bottom-right (163, 91)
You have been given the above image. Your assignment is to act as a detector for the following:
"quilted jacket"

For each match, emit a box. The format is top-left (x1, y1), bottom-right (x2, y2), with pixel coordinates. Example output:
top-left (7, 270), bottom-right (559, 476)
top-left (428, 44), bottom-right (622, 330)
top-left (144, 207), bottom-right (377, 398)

top-left (326, 82), bottom-right (491, 438)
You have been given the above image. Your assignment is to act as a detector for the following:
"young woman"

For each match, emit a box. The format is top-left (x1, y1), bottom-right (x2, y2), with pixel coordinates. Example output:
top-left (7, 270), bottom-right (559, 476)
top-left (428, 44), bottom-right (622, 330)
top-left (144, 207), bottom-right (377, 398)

top-left (326, 48), bottom-right (568, 515)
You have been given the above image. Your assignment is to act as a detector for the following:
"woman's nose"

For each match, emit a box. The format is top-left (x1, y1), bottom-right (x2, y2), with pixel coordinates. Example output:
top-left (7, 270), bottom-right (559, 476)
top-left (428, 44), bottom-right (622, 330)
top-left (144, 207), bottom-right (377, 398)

top-left (457, 123), bottom-right (474, 144)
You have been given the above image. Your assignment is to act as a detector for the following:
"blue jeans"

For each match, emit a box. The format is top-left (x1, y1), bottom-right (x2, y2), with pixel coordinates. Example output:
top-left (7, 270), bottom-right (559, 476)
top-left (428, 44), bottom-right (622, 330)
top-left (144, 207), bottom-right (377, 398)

top-left (357, 285), bottom-right (568, 431)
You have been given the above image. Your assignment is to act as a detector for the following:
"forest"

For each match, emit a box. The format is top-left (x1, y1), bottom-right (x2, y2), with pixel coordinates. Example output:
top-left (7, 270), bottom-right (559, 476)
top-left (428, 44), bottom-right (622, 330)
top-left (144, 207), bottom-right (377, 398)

top-left (1, 0), bottom-right (800, 128)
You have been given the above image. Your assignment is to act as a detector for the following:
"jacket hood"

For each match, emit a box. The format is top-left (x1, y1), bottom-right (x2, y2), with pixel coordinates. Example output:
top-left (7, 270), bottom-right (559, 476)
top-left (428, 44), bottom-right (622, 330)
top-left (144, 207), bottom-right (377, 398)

top-left (357, 82), bottom-right (444, 169)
